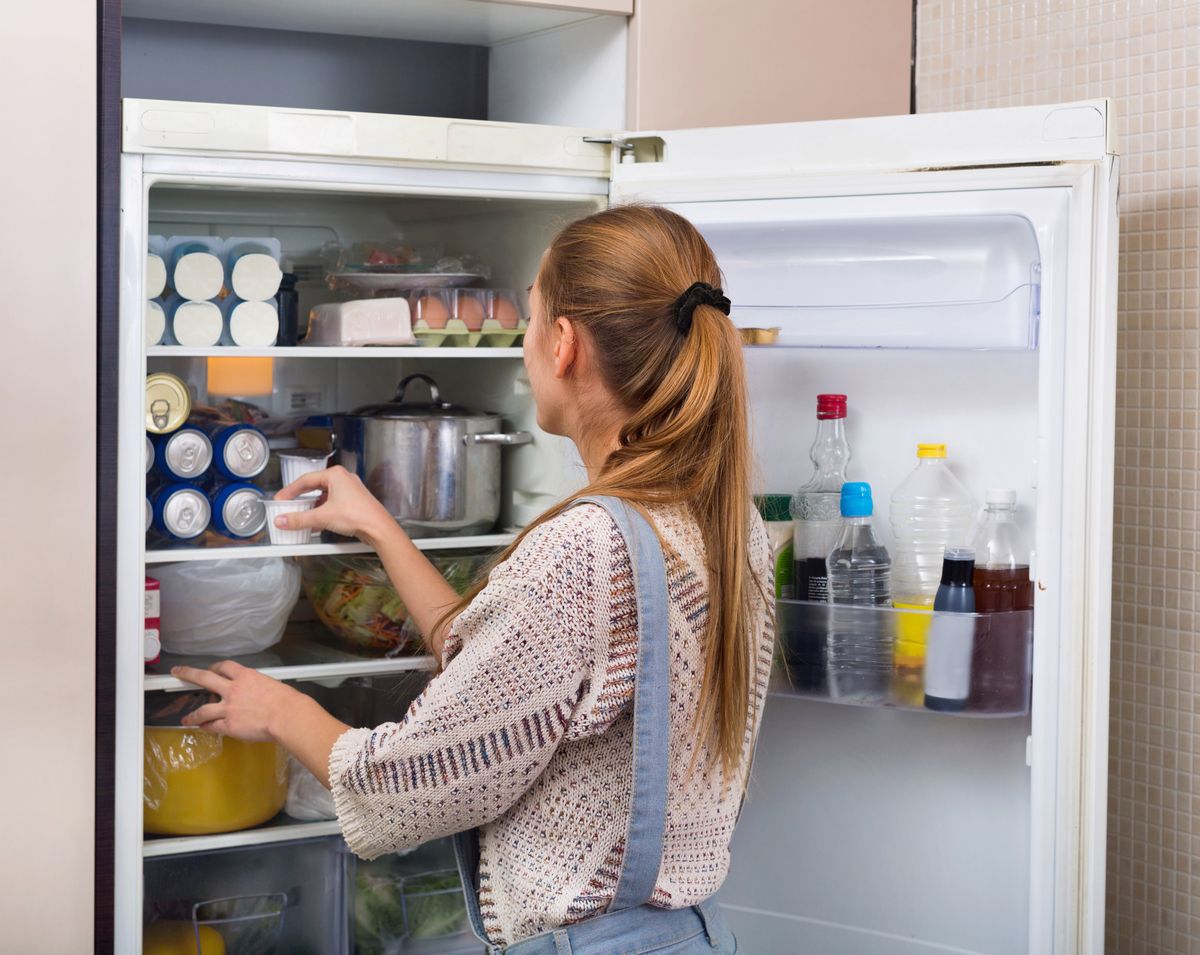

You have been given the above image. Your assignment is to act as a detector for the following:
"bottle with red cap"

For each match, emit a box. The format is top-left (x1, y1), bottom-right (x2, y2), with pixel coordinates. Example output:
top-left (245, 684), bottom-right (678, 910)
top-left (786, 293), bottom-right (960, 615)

top-left (790, 393), bottom-right (851, 602)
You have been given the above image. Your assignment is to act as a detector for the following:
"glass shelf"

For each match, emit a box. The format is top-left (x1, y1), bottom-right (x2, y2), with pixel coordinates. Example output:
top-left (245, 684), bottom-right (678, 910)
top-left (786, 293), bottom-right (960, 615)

top-left (147, 346), bottom-right (524, 359)
top-left (145, 530), bottom-right (514, 564)
top-left (144, 621), bottom-right (437, 692)
top-left (142, 814), bottom-right (343, 858)
top-left (773, 600), bottom-right (1033, 718)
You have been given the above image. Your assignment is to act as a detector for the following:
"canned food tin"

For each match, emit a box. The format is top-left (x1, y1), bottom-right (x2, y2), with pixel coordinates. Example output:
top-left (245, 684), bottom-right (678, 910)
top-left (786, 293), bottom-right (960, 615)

top-left (210, 424), bottom-right (271, 480)
top-left (144, 435), bottom-right (154, 474)
top-left (151, 483), bottom-right (210, 541)
top-left (154, 428), bottom-right (213, 481)
top-left (144, 576), bottom-right (161, 665)
top-left (209, 482), bottom-right (267, 539)
top-left (145, 373), bottom-right (191, 434)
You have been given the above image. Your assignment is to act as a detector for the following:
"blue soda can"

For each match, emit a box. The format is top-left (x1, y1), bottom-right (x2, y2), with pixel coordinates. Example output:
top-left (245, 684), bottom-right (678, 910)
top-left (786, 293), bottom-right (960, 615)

top-left (154, 427), bottom-right (213, 481)
top-left (209, 482), bottom-right (267, 539)
top-left (152, 483), bottom-right (210, 541)
top-left (208, 423), bottom-right (271, 480)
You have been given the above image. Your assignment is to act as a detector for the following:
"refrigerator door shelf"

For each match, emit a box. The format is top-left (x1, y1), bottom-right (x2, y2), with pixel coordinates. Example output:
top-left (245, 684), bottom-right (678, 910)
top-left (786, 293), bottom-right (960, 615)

top-left (774, 599), bottom-right (1033, 718)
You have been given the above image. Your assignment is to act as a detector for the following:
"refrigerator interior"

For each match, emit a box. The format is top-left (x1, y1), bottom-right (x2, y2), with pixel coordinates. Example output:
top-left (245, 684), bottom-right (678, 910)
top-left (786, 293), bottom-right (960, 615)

top-left (667, 185), bottom-right (1074, 955)
top-left (146, 185), bottom-right (603, 526)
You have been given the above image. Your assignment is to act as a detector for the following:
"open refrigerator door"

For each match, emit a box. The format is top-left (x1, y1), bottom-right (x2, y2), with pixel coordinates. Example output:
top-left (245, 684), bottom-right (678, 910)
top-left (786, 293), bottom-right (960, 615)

top-left (607, 101), bottom-right (1118, 954)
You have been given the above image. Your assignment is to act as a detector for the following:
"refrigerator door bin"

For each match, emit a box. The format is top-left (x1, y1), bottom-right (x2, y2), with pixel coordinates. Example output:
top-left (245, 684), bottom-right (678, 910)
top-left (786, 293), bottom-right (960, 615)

top-left (775, 599), bottom-right (1033, 717)
top-left (701, 212), bottom-right (1042, 350)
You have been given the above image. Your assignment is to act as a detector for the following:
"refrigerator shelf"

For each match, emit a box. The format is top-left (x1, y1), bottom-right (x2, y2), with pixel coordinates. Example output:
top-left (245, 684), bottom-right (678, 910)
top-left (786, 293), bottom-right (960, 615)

top-left (773, 599), bottom-right (1033, 718)
top-left (145, 622), bottom-right (437, 692)
top-left (145, 531), bottom-right (515, 564)
top-left (147, 345), bottom-right (525, 359)
top-left (142, 815), bottom-right (343, 858)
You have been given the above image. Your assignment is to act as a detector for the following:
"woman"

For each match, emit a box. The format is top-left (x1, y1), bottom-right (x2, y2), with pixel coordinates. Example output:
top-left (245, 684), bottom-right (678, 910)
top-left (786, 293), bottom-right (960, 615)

top-left (174, 205), bottom-right (774, 954)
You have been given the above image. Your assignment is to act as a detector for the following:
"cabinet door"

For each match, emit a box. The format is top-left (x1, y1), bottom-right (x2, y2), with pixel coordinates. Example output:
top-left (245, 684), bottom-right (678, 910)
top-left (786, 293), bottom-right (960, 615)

top-left (626, 0), bottom-right (912, 129)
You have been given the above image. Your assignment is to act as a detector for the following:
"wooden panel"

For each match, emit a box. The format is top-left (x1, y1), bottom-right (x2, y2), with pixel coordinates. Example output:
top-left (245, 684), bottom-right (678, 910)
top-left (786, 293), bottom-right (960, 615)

top-left (0, 0), bottom-right (97, 950)
top-left (628, 0), bottom-right (913, 130)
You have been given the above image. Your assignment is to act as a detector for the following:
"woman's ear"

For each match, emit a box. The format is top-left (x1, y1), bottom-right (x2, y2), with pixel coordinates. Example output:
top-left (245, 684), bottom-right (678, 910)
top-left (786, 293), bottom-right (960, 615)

top-left (552, 317), bottom-right (578, 380)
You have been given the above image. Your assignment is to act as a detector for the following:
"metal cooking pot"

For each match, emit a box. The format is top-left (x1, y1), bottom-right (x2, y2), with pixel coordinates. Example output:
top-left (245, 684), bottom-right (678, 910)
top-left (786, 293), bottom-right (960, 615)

top-left (334, 373), bottom-right (532, 537)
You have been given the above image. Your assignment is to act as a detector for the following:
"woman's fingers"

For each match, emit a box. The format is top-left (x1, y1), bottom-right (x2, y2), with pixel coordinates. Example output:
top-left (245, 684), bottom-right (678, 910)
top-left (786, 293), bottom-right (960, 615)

top-left (275, 503), bottom-right (325, 531)
top-left (198, 719), bottom-right (231, 736)
top-left (181, 701), bottom-right (227, 726)
top-left (172, 665), bottom-right (230, 694)
top-left (210, 659), bottom-right (246, 680)
top-left (276, 470), bottom-right (330, 501)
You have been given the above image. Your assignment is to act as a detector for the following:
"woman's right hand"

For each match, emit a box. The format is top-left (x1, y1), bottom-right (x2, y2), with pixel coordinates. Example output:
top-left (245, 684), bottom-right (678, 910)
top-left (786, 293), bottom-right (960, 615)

top-left (274, 465), bottom-right (399, 547)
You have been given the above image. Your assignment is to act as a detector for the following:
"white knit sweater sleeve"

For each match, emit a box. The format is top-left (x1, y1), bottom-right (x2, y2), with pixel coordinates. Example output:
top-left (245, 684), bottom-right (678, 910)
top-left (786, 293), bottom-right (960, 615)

top-left (328, 508), bottom-right (607, 860)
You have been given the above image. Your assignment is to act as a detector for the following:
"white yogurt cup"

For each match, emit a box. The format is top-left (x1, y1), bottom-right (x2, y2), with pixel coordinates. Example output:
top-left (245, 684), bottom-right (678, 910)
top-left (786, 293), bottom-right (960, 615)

top-left (262, 497), bottom-right (317, 545)
top-left (278, 449), bottom-right (332, 498)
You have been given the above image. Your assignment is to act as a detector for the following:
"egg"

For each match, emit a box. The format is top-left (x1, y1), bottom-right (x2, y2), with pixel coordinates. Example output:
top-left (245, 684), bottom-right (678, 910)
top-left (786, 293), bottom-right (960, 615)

top-left (457, 292), bottom-right (486, 331)
top-left (416, 293), bottom-right (450, 329)
top-left (491, 294), bottom-right (522, 329)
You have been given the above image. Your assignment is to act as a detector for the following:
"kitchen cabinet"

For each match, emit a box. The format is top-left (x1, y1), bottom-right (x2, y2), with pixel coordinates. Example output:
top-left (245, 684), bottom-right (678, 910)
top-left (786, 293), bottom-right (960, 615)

top-left (627, 0), bottom-right (914, 129)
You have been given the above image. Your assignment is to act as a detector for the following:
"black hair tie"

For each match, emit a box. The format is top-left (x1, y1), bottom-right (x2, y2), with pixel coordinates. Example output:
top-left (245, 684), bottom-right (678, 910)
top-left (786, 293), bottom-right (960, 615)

top-left (672, 281), bottom-right (731, 335)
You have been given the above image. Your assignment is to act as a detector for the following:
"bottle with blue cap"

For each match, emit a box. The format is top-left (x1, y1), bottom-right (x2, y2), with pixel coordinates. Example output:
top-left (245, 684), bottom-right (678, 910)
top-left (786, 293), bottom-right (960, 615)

top-left (825, 482), bottom-right (893, 700)
top-left (827, 482), bottom-right (892, 607)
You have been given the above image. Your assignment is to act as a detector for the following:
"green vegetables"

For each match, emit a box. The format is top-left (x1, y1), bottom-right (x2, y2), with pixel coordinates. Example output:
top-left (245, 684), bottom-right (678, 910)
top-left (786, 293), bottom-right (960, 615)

top-left (354, 866), bottom-right (469, 953)
top-left (300, 552), bottom-right (491, 655)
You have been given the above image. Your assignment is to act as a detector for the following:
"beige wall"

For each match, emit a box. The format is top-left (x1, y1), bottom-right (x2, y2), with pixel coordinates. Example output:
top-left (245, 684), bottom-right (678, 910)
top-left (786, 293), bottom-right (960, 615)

top-left (0, 0), bottom-right (97, 949)
top-left (628, 0), bottom-right (912, 129)
top-left (917, 2), bottom-right (1200, 952)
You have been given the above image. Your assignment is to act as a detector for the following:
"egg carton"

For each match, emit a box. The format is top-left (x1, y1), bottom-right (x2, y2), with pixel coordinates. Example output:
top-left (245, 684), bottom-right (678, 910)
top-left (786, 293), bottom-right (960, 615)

top-left (410, 288), bottom-right (526, 348)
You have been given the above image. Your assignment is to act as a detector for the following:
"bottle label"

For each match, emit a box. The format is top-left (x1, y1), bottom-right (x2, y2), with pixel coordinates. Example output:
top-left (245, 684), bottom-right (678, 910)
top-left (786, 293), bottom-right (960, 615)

top-left (795, 557), bottom-right (829, 602)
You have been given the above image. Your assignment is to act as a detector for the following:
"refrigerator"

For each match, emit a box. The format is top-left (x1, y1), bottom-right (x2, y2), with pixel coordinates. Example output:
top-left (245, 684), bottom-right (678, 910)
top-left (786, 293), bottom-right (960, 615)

top-left (115, 97), bottom-right (1117, 954)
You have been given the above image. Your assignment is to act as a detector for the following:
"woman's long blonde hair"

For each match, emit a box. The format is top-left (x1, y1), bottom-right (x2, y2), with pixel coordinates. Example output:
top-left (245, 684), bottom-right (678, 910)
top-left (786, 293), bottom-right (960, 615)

top-left (440, 204), bottom-right (757, 779)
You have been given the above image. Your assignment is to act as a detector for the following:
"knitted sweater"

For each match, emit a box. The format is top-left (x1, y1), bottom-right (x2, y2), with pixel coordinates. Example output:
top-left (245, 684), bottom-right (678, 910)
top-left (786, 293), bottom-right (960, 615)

top-left (329, 502), bottom-right (774, 946)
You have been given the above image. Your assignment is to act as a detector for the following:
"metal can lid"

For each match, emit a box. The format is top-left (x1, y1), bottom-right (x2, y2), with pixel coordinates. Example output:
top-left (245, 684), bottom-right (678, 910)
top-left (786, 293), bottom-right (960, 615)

top-left (162, 487), bottom-right (210, 538)
top-left (222, 428), bottom-right (270, 478)
top-left (163, 429), bottom-right (213, 478)
top-left (220, 486), bottom-right (267, 536)
top-left (145, 373), bottom-right (192, 434)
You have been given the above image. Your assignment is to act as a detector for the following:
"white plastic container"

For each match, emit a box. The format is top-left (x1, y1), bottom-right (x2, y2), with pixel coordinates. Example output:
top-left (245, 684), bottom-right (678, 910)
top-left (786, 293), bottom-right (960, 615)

top-left (262, 497), bottom-right (317, 545)
top-left (165, 296), bottom-right (223, 347)
top-left (304, 297), bottom-right (414, 346)
top-left (278, 448), bottom-right (332, 498)
top-left (165, 236), bottom-right (225, 301)
top-left (889, 443), bottom-right (976, 608)
top-left (225, 237), bottom-right (284, 301)
top-left (146, 254), bottom-right (167, 299)
top-left (222, 297), bottom-right (280, 347)
top-left (145, 300), bottom-right (166, 347)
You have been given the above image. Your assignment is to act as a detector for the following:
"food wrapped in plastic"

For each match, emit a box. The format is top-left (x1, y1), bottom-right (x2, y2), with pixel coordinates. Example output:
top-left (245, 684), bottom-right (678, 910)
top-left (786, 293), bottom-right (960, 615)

top-left (299, 551), bottom-right (491, 654)
top-left (144, 693), bottom-right (288, 836)
top-left (154, 558), bottom-right (301, 656)
top-left (284, 756), bottom-right (336, 821)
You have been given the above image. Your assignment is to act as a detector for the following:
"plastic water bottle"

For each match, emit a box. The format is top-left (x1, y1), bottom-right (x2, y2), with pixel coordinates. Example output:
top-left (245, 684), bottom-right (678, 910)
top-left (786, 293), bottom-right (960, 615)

top-left (826, 482), bottom-right (892, 701)
top-left (890, 443), bottom-right (975, 608)
top-left (791, 394), bottom-right (851, 602)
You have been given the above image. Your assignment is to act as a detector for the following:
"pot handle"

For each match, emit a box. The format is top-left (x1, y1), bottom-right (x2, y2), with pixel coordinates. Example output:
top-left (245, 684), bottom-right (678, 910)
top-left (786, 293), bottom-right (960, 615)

top-left (394, 373), bottom-right (444, 406)
top-left (464, 431), bottom-right (534, 446)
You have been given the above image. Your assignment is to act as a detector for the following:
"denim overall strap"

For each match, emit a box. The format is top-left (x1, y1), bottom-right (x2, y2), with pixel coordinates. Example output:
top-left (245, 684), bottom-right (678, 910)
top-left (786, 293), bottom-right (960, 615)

top-left (452, 495), bottom-right (672, 950)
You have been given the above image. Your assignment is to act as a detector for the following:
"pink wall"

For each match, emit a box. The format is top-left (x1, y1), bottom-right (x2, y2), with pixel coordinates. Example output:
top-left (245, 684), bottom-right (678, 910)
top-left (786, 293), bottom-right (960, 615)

top-left (917, 2), bottom-right (1200, 952)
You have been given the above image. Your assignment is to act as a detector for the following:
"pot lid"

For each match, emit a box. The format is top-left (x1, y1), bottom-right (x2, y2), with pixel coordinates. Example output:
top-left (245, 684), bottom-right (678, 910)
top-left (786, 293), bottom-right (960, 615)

top-left (347, 373), bottom-right (494, 419)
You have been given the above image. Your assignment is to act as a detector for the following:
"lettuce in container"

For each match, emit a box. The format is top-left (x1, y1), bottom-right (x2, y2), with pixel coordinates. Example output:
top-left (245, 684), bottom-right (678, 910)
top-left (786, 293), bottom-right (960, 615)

top-left (300, 552), bottom-right (491, 655)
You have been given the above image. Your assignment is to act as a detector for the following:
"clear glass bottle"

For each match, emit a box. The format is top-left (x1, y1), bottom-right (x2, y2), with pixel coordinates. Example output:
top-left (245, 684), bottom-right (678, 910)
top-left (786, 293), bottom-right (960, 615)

top-left (790, 393), bottom-right (851, 602)
top-left (825, 482), bottom-right (893, 702)
top-left (971, 489), bottom-right (1033, 613)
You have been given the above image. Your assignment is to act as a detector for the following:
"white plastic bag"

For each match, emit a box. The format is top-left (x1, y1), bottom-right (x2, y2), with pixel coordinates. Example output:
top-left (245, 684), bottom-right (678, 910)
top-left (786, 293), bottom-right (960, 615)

top-left (155, 557), bottom-right (300, 656)
top-left (285, 756), bottom-right (337, 821)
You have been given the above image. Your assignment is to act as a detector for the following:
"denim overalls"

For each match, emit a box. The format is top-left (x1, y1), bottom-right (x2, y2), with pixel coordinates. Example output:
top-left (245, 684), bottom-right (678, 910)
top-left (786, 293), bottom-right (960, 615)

top-left (453, 497), bottom-right (738, 955)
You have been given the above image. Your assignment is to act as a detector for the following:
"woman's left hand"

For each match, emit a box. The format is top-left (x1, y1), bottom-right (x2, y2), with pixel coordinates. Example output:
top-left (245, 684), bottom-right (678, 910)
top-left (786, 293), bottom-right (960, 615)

top-left (172, 661), bottom-right (303, 743)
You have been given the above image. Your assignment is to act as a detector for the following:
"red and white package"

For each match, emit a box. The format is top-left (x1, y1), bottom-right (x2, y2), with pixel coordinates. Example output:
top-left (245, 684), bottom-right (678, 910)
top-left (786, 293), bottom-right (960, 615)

top-left (144, 576), bottom-right (162, 665)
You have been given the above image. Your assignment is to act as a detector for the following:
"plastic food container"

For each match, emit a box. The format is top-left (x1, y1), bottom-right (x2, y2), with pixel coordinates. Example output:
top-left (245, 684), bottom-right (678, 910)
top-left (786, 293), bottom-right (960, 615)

top-left (304, 298), bottom-right (414, 346)
top-left (262, 496), bottom-right (317, 545)
top-left (144, 727), bottom-right (287, 836)
top-left (278, 448), bottom-right (332, 497)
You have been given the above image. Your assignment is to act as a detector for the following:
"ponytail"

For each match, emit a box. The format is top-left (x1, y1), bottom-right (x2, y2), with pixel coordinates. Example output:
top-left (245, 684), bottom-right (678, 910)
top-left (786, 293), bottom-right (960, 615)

top-left (436, 205), bottom-right (760, 781)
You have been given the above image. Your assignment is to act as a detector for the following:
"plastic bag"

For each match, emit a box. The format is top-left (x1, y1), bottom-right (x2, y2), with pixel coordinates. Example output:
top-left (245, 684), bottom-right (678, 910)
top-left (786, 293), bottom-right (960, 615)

top-left (284, 756), bottom-right (336, 821)
top-left (155, 558), bottom-right (300, 656)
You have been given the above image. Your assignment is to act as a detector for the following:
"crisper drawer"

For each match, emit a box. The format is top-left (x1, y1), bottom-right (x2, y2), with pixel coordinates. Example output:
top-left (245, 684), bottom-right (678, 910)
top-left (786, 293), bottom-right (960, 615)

top-left (144, 835), bottom-right (350, 954)
top-left (349, 837), bottom-right (483, 955)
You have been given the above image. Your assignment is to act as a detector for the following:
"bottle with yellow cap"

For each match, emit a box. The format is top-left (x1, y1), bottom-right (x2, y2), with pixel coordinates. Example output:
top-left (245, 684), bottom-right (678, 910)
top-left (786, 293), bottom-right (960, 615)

top-left (889, 443), bottom-right (975, 668)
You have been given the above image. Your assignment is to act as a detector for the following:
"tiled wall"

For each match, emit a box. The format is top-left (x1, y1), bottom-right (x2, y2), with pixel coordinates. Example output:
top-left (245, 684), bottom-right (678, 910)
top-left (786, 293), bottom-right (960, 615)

top-left (916, 2), bottom-right (1200, 952)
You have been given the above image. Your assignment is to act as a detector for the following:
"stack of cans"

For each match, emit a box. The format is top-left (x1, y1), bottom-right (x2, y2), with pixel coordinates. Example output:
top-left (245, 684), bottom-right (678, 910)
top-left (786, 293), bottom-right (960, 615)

top-left (145, 373), bottom-right (273, 543)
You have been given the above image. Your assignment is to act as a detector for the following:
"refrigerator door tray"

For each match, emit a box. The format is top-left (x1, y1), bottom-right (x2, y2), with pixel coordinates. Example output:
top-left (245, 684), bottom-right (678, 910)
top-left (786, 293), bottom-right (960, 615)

top-left (774, 599), bottom-right (1033, 717)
